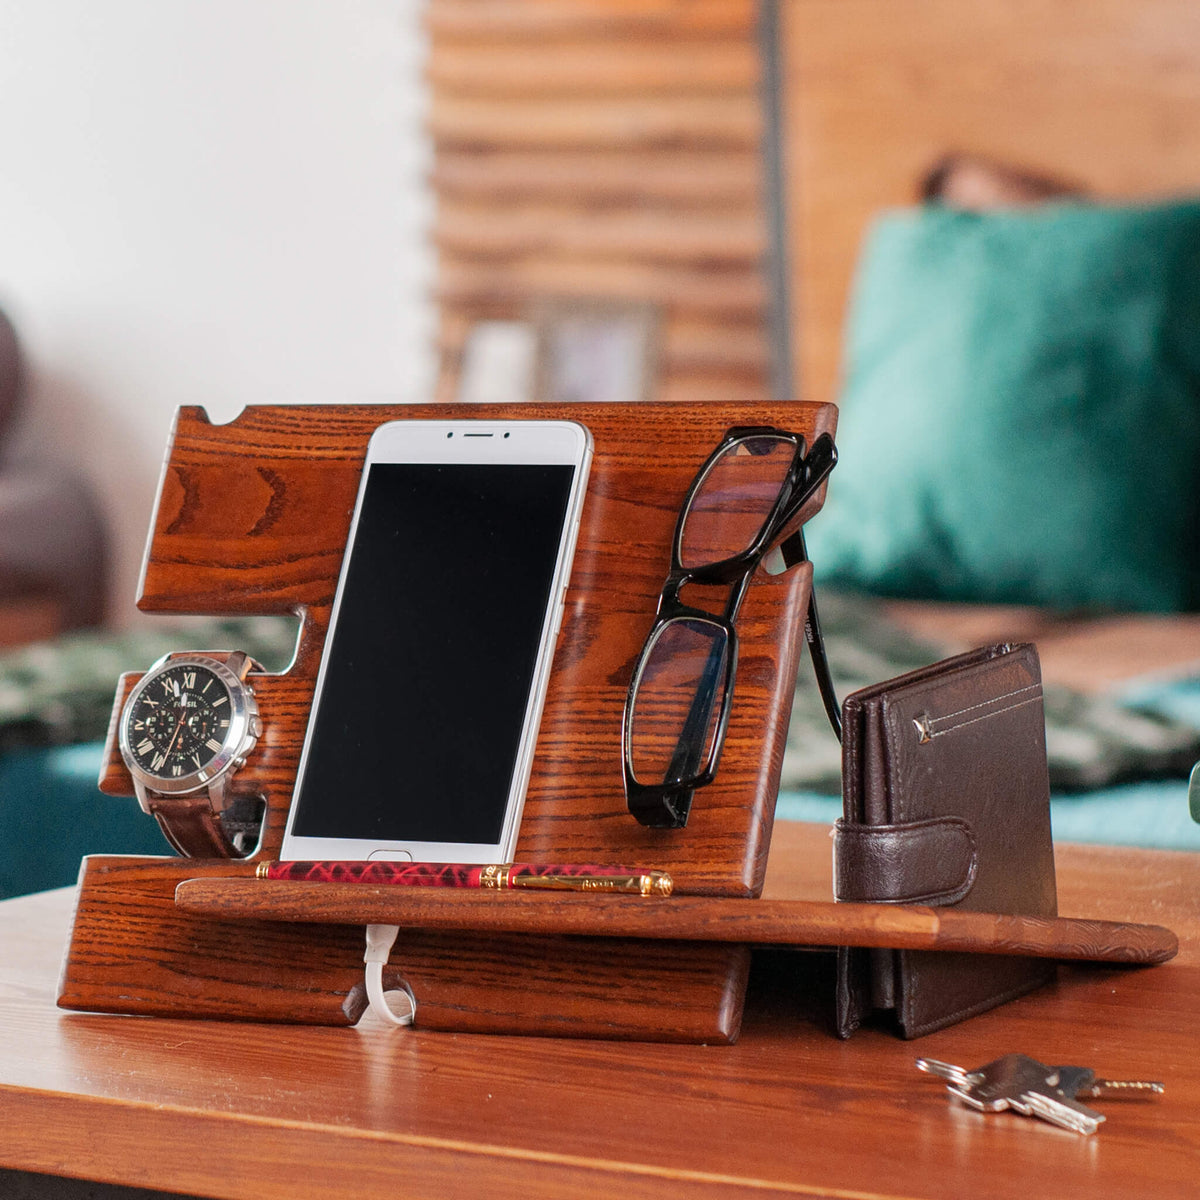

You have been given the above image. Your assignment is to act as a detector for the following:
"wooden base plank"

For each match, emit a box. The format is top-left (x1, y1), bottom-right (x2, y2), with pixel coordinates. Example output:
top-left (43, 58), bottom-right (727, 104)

top-left (59, 856), bottom-right (750, 1042)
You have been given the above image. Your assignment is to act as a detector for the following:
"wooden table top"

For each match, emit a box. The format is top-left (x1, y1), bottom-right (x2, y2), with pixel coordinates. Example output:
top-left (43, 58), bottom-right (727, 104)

top-left (1, 823), bottom-right (1197, 1200)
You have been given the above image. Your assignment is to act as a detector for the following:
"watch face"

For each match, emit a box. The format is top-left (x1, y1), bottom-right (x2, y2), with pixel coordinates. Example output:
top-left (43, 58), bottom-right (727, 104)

top-left (121, 657), bottom-right (252, 793)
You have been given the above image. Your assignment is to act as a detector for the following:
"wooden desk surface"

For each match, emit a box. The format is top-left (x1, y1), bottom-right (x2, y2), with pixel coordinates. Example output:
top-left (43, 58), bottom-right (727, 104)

top-left (1, 824), bottom-right (1197, 1200)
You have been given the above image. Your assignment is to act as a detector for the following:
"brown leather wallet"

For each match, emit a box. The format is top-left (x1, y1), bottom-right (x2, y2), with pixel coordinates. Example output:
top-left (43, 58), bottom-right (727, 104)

top-left (833, 643), bottom-right (1058, 1038)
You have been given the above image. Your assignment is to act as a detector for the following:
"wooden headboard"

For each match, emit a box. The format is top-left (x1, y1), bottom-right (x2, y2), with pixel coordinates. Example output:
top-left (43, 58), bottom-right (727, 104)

top-left (780, 0), bottom-right (1200, 407)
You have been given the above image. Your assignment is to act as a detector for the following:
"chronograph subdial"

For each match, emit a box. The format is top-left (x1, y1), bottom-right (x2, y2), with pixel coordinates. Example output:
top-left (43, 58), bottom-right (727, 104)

top-left (124, 666), bottom-right (235, 781)
top-left (120, 654), bottom-right (259, 796)
top-left (118, 650), bottom-right (263, 859)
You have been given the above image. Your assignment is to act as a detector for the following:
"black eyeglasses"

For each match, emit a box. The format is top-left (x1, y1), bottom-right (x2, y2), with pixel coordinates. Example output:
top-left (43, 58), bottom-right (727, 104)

top-left (622, 427), bottom-right (842, 829)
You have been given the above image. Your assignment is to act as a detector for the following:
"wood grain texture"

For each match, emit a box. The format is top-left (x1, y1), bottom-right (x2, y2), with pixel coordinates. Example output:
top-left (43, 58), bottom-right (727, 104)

top-left (59, 856), bottom-right (748, 1040)
top-left (425, 0), bottom-right (757, 41)
top-left (427, 0), bottom-right (773, 405)
top-left (432, 147), bottom-right (765, 205)
top-left (173, 877), bottom-right (1179, 965)
top-left (436, 200), bottom-right (766, 263)
top-left (430, 94), bottom-right (761, 151)
top-left (75, 400), bottom-right (832, 1039)
top-left (97, 401), bottom-right (833, 894)
top-left (782, 0), bottom-right (1200, 407)
top-left (9, 828), bottom-right (1200, 1200)
top-left (437, 257), bottom-right (768, 320)
top-left (428, 38), bottom-right (759, 97)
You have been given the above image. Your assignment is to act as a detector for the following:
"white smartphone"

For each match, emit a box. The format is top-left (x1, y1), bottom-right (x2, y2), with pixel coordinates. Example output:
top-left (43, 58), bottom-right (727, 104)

top-left (280, 418), bottom-right (592, 864)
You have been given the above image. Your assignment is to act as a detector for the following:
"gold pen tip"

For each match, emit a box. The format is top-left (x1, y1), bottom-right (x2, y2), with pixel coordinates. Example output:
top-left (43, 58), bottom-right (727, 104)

top-left (645, 872), bottom-right (673, 897)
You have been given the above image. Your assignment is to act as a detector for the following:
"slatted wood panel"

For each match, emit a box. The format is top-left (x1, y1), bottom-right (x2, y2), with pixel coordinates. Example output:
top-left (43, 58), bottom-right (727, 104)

top-left (427, 0), bottom-right (773, 405)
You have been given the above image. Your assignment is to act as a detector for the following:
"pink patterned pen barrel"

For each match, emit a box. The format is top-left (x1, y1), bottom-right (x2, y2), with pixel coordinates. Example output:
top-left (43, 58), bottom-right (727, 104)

top-left (258, 861), bottom-right (673, 896)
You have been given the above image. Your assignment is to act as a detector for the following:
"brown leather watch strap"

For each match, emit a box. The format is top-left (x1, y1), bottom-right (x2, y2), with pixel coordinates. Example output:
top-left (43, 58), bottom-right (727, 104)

top-left (146, 794), bottom-right (249, 859)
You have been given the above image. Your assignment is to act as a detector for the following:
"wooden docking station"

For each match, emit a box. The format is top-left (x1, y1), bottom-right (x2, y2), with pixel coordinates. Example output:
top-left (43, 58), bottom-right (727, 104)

top-left (58, 402), bottom-right (1176, 1043)
top-left (59, 401), bottom-right (835, 1042)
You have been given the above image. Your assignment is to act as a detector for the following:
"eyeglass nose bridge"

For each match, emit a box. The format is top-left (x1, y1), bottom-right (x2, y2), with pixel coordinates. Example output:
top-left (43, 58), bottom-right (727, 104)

top-left (656, 567), bottom-right (756, 626)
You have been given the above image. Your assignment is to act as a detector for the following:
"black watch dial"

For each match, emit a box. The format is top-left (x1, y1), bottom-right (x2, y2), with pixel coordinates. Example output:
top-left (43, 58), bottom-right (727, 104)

top-left (124, 663), bottom-right (235, 783)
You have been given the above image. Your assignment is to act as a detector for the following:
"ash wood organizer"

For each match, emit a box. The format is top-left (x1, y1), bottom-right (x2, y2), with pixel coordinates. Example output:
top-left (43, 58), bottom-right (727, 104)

top-left (58, 402), bottom-right (1177, 1041)
top-left (59, 401), bottom-right (834, 1041)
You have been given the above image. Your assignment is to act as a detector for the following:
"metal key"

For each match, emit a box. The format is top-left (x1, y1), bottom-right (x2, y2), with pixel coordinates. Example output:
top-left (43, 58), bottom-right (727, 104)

top-left (917, 1054), bottom-right (1105, 1134)
top-left (1048, 1064), bottom-right (1164, 1101)
top-left (917, 1055), bottom-right (1163, 1134)
top-left (954, 1054), bottom-right (1107, 1134)
top-left (915, 1058), bottom-right (975, 1089)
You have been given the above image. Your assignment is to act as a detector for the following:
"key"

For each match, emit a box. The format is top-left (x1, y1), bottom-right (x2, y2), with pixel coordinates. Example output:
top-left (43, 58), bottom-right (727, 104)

top-left (923, 1053), bottom-right (1107, 1134)
top-left (917, 1055), bottom-right (1163, 1135)
top-left (1048, 1064), bottom-right (1164, 1101)
top-left (1015, 1085), bottom-right (1106, 1136)
top-left (915, 1058), bottom-right (975, 1089)
top-left (952, 1053), bottom-right (1105, 1134)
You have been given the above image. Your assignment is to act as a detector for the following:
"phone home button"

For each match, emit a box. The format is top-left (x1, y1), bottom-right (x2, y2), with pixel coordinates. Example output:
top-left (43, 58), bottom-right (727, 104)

top-left (367, 849), bottom-right (414, 862)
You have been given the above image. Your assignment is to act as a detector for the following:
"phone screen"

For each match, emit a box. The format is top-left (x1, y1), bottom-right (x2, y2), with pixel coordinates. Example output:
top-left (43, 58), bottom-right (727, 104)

top-left (289, 459), bottom-right (578, 846)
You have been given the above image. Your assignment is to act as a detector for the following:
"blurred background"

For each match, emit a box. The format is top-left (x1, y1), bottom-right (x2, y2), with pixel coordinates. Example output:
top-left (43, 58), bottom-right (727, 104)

top-left (2, 0), bottom-right (1200, 897)
top-left (0, 0), bottom-right (435, 631)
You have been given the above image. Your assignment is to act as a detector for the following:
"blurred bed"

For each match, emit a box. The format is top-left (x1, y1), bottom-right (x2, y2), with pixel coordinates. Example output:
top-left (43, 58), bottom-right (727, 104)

top-left (773, 0), bottom-right (1200, 848)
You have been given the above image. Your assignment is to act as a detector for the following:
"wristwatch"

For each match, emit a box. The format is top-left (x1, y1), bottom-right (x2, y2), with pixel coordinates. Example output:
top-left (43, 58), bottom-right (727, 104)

top-left (119, 650), bottom-right (265, 858)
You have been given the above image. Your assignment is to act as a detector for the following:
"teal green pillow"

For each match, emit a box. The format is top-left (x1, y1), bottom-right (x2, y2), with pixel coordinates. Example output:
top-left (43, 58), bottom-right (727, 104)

top-left (806, 201), bottom-right (1200, 612)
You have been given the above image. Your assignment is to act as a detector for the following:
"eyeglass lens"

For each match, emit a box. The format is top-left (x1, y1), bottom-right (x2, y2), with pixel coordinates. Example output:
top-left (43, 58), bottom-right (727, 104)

top-left (677, 434), bottom-right (795, 571)
top-left (628, 616), bottom-right (730, 786)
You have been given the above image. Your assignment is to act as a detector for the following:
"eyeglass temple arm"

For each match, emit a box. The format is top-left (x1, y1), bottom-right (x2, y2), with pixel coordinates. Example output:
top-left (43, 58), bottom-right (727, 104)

top-left (777, 527), bottom-right (842, 743)
top-left (660, 572), bottom-right (752, 787)
top-left (662, 633), bottom-right (728, 787)
top-left (804, 586), bottom-right (843, 743)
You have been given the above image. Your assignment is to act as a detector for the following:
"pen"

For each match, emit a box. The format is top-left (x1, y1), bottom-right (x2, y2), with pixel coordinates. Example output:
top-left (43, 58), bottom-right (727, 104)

top-left (256, 860), bottom-right (673, 897)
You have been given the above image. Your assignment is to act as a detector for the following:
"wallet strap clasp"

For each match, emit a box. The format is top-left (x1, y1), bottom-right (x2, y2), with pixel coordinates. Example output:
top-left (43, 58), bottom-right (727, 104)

top-left (833, 817), bottom-right (978, 905)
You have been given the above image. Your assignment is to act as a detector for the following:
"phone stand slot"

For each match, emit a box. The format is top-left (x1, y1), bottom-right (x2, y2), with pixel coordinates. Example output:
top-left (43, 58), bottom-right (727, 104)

top-left (62, 401), bottom-right (835, 1042)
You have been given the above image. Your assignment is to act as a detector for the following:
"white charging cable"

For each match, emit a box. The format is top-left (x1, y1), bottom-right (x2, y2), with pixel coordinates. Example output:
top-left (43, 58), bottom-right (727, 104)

top-left (363, 924), bottom-right (416, 1027)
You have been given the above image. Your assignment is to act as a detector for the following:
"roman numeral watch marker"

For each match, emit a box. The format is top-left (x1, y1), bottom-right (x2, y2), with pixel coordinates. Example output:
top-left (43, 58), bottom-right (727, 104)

top-left (118, 651), bottom-right (265, 858)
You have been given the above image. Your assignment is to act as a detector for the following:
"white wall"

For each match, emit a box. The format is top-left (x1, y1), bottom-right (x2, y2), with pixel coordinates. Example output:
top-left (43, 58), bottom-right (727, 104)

top-left (0, 0), bottom-right (435, 623)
